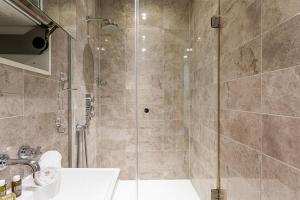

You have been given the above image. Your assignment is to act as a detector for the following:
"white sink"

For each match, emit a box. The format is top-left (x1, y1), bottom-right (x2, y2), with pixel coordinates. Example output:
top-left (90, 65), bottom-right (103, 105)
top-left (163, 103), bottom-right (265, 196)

top-left (19, 168), bottom-right (120, 200)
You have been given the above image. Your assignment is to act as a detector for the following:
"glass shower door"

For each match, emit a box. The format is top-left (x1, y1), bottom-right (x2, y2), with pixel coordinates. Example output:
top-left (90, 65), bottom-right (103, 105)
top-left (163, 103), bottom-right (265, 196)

top-left (96, 0), bottom-right (138, 200)
top-left (136, 0), bottom-right (221, 199)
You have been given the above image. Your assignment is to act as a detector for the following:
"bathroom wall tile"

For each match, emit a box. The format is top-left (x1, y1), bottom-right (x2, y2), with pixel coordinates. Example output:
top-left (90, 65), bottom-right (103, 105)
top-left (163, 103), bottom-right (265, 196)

top-left (51, 29), bottom-right (69, 81)
top-left (163, 0), bottom-right (190, 30)
top-left (262, 15), bottom-right (300, 72)
top-left (138, 89), bottom-right (164, 105)
top-left (221, 136), bottom-right (261, 200)
top-left (221, 109), bottom-right (262, 150)
top-left (221, 37), bottom-right (261, 82)
top-left (138, 104), bottom-right (165, 121)
top-left (24, 75), bottom-right (58, 115)
top-left (139, 120), bottom-right (165, 137)
top-left (199, 84), bottom-right (218, 131)
top-left (99, 127), bottom-right (136, 152)
top-left (262, 0), bottom-right (300, 32)
top-left (23, 113), bottom-right (57, 149)
top-left (164, 29), bottom-right (187, 72)
top-left (221, 76), bottom-right (261, 112)
top-left (100, 104), bottom-right (126, 121)
top-left (262, 156), bottom-right (300, 200)
top-left (100, 31), bottom-right (126, 74)
top-left (0, 117), bottom-right (24, 157)
top-left (99, 150), bottom-right (137, 179)
top-left (139, 0), bottom-right (163, 28)
top-left (262, 115), bottom-right (300, 169)
top-left (0, 65), bottom-right (23, 118)
top-left (137, 28), bottom-right (164, 75)
top-left (193, 65), bottom-right (217, 88)
top-left (262, 66), bottom-right (300, 117)
top-left (139, 135), bottom-right (163, 151)
top-left (100, 0), bottom-right (126, 30)
top-left (100, 71), bottom-right (126, 90)
top-left (221, 0), bottom-right (261, 52)
top-left (100, 89), bottom-right (126, 105)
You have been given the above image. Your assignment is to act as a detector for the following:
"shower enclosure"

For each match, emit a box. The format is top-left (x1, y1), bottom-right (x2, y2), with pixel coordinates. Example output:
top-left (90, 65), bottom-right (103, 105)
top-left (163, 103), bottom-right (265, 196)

top-left (71, 0), bottom-right (221, 199)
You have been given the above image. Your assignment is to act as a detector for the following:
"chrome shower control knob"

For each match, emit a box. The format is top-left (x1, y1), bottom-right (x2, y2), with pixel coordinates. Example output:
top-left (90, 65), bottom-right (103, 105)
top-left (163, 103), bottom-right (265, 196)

top-left (144, 108), bottom-right (149, 113)
top-left (0, 154), bottom-right (9, 170)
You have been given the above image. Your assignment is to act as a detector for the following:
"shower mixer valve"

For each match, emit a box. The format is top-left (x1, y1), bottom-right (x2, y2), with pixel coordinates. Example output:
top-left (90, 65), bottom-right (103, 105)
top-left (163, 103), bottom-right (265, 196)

top-left (85, 94), bottom-right (95, 124)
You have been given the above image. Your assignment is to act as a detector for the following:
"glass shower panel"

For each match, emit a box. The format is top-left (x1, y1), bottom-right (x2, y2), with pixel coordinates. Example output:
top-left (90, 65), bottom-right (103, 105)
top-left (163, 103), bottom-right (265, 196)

top-left (97, 0), bottom-right (138, 200)
top-left (136, 0), bottom-right (220, 199)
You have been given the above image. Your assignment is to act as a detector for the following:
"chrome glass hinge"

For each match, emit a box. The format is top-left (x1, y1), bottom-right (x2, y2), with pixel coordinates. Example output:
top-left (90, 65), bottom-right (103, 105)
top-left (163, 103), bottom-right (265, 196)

top-left (211, 189), bottom-right (226, 200)
top-left (211, 16), bottom-right (222, 28)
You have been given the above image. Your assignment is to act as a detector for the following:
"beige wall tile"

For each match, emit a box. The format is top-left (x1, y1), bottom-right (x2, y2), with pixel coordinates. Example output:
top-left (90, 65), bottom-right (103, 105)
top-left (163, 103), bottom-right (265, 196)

top-left (262, 66), bottom-right (300, 117)
top-left (262, 115), bottom-right (300, 169)
top-left (221, 76), bottom-right (261, 112)
top-left (221, 37), bottom-right (261, 82)
top-left (262, 156), bottom-right (300, 200)
top-left (262, 15), bottom-right (300, 72)
top-left (221, 109), bottom-right (262, 150)
top-left (221, 136), bottom-right (261, 200)
top-left (221, 0), bottom-right (261, 52)
top-left (0, 65), bottom-right (23, 118)
top-left (262, 0), bottom-right (300, 32)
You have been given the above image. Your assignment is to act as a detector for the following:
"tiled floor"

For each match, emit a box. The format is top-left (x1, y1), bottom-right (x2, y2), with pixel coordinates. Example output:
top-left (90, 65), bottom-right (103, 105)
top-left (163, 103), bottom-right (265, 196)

top-left (113, 180), bottom-right (200, 200)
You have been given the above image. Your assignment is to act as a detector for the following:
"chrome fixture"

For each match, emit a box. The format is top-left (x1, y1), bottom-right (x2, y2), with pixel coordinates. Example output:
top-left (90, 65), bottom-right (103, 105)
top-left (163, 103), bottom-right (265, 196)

top-left (211, 16), bottom-right (222, 29)
top-left (96, 77), bottom-right (107, 88)
top-left (85, 94), bottom-right (95, 124)
top-left (18, 145), bottom-right (42, 159)
top-left (86, 16), bottom-right (118, 32)
top-left (55, 116), bottom-right (66, 133)
top-left (74, 94), bottom-right (95, 168)
top-left (60, 72), bottom-right (78, 91)
top-left (0, 145), bottom-right (41, 178)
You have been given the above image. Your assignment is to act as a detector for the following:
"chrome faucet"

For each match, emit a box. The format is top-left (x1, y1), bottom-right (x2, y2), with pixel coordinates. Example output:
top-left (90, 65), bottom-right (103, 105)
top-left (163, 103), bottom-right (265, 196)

top-left (0, 146), bottom-right (41, 178)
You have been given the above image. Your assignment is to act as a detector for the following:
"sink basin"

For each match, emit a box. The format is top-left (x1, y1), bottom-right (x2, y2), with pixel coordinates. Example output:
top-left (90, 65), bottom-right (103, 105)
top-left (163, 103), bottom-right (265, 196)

top-left (19, 168), bottom-right (120, 200)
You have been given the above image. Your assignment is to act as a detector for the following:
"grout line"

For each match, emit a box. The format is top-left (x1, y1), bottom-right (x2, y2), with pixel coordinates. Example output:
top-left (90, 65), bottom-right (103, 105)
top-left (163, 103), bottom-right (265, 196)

top-left (221, 64), bottom-right (300, 84)
top-left (261, 12), bottom-right (300, 36)
top-left (221, 108), bottom-right (300, 119)
top-left (262, 154), bottom-right (300, 173)
top-left (222, 135), bottom-right (300, 173)
top-left (260, 4), bottom-right (263, 199)
top-left (0, 115), bottom-right (23, 120)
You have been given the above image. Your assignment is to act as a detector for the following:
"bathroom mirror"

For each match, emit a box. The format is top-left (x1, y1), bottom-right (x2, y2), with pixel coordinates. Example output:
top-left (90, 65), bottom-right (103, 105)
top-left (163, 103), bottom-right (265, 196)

top-left (0, 0), bottom-right (53, 75)
top-left (27, 0), bottom-right (76, 38)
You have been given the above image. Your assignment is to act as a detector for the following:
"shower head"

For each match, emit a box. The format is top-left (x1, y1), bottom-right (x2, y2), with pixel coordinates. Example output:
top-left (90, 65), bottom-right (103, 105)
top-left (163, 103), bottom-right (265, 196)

top-left (101, 19), bottom-right (118, 32)
top-left (86, 16), bottom-right (118, 32)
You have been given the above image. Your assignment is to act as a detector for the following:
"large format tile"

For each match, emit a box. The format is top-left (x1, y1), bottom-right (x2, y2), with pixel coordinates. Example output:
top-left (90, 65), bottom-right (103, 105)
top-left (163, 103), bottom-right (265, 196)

top-left (221, 76), bottom-right (261, 112)
top-left (262, 15), bottom-right (300, 72)
top-left (262, 115), bottom-right (300, 169)
top-left (262, 0), bottom-right (300, 32)
top-left (163, 0), bottom-right (190, 30)
top-left (221, 109), bottom-right (262, 150)
top-left (24, 75), bottom-right (58, 115)
top-left (262, 66), bottom-right (300, 117)
top-left (0, 65), bottom-right (23, 118)
top-left (221, 136), bottom-right (261, 200)
top-left (262, 156), bottom-right (300, 200)
top-left (0, 116), bottom-right (24, 156)
top-left (221, 0), bottom-right (261, 52)
top-left (221, 37), bottom-right (261, 82)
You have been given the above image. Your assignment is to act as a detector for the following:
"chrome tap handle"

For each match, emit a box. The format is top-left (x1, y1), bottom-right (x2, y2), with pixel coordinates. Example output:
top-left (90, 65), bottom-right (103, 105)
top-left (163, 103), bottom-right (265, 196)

top-left (0, 154), bottom-right (9, 170)
top-left (18, 145), bottom-right (42, 159)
